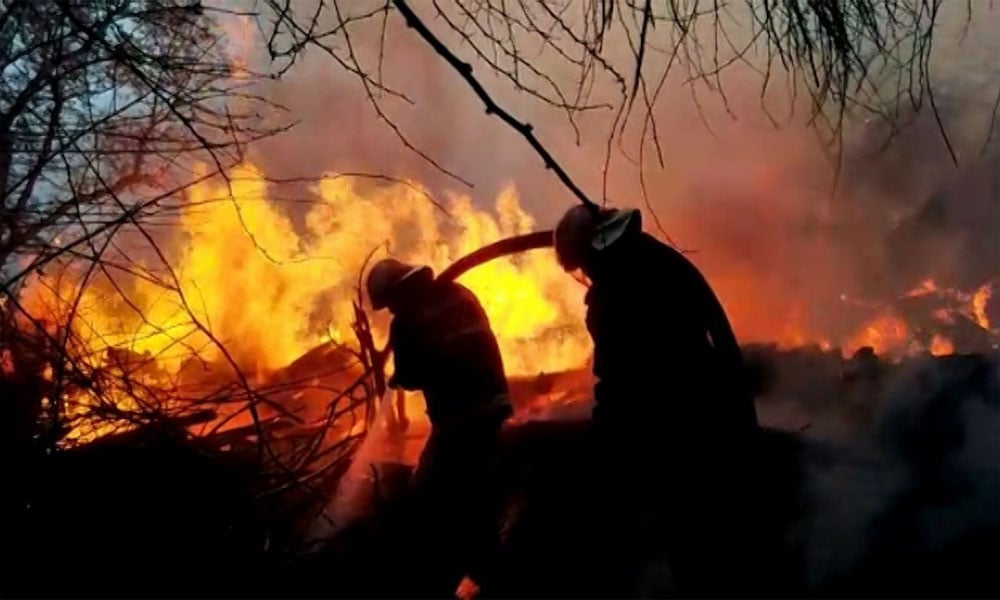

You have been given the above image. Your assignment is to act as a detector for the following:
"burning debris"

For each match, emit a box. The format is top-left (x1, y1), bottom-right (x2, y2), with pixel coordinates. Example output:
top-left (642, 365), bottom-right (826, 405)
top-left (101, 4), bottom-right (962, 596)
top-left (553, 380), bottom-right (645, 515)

top-left (3, 161), bottom-right (998, 597)
top-left (12, 165), bottom-right (593, 446)
top-left (3, 1), bottom-right (999, 597)
top-left (13, 161), bottom-right (996, 451)
top-left (3, 162), bottom-right (998, 597)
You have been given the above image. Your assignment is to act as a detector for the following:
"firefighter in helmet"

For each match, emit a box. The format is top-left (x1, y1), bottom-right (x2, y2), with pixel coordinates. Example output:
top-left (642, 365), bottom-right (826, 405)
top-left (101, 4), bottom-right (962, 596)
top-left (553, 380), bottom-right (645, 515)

top-left (366, 258), bottom-right (512, 598)
top-left (553, 205), bottom-right (766, 595)
top-left (553, 205), bottom-right (758, 437)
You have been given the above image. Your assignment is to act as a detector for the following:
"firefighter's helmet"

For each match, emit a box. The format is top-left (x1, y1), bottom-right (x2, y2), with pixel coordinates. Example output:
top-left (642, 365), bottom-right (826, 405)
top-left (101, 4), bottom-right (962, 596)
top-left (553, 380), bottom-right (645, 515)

top-left (366, 258), bottom-right (432, 310)
top-left (554, 205), bottom-right (642, 271)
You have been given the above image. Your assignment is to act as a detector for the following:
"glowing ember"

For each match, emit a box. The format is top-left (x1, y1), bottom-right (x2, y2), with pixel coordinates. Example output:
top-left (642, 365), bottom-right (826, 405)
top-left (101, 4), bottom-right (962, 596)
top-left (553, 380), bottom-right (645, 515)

top-left (929, 334), bottom-right (955, 356)
top-left (904, 278), bottom-right (939, 298)
top-left (1, 349), bottom-right (14, 376)
top-left (932, 308), bottom-right (955, 324)
top-left (844, 313), bottom-right (911, 357)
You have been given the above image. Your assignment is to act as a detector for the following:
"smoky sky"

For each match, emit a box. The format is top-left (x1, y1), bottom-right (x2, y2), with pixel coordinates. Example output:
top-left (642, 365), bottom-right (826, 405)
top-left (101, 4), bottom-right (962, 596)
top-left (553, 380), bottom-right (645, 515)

top-left (238, 2), bottom-right (1000, 345)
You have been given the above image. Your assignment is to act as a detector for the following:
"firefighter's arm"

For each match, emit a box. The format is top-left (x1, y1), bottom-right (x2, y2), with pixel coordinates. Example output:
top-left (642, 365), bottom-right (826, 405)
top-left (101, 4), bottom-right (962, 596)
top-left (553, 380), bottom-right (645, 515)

top-left (587, 293), bottom-right (632, 406)
top-left (387, 322), bottom-right (422, 390)
top-left (696, 275), bottom-right (759, 429)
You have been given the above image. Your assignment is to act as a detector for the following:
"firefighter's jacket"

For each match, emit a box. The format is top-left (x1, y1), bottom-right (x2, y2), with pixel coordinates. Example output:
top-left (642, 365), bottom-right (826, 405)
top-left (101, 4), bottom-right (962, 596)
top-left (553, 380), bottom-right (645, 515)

top-left (389, 279), bottom-right (511, 428)
top-left (584, 232), bottom-right (759, 438)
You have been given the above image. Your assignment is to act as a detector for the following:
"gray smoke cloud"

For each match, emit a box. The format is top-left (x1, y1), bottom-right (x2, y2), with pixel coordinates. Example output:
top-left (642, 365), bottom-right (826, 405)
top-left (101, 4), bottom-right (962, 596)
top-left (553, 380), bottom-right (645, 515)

top-left (795, 353), bottom-right (1000, 594)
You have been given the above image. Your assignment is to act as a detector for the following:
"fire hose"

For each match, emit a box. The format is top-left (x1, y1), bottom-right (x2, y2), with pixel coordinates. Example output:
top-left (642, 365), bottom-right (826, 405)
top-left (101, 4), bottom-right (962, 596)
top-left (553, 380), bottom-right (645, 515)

top-left (437, 229), bottom-right (752, 417)
top-left (437, 230), bottom-right (554, 282)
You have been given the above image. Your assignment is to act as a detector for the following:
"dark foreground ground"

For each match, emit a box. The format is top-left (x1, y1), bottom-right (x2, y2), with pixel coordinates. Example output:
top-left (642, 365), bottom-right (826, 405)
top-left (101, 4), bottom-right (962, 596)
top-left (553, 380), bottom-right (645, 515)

top-left (2, 350), bottom-right (998, 598)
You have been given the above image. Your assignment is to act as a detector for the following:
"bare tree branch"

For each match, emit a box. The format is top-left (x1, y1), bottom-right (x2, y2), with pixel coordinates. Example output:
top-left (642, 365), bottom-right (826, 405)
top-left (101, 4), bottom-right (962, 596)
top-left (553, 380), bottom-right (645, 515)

top-left (392, 0), bottom-right (599, 211)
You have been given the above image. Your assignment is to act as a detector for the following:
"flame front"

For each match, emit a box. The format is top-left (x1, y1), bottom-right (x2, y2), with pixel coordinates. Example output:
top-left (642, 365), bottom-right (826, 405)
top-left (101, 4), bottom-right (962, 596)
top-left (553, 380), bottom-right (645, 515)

top-left (16, 163), bottom-right (998, 445)
top-left (22, 163), bottom-right (591, 387)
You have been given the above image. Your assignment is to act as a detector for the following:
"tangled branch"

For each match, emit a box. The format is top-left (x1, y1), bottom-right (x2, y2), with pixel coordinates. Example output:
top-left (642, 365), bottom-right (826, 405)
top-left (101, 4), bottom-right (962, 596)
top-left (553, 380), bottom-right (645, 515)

top-left (258, 0), bottom-right (964, 223)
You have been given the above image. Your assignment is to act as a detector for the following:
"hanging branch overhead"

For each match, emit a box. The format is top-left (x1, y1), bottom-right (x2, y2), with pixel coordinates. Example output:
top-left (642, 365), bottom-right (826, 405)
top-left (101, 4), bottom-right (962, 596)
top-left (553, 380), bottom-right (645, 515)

top-left (390, 0), bottom-right (599, 213)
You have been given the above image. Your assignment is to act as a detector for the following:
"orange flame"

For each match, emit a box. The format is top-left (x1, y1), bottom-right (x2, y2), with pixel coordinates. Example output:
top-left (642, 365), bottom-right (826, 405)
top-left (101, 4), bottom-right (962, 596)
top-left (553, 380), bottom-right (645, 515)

top-left (929, 334), bottom-right (955, 357)
top-left (970, 283), bottom-right (992, 331)
top-left (20, 163), bottom-right (593, 441)
top-left (18, 164), bottom-right (996, 443)
top-left (904, 278), bottom-right (939, 298)
top-left (843, 313), bottom-right (911, 356)
top-left (28, 164), bottom-right (591, 376)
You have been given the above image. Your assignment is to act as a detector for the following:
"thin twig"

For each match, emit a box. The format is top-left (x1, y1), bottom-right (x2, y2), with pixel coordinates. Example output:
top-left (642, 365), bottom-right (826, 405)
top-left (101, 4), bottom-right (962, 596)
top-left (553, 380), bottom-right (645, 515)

top-left (391, 0), bottom-right (598, 213)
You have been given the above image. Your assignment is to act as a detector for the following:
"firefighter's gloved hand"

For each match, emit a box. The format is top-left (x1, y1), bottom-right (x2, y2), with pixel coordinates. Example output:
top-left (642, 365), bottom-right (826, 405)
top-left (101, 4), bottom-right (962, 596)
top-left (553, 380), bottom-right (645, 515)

top-left (455, 576), bottom-right (480, 600)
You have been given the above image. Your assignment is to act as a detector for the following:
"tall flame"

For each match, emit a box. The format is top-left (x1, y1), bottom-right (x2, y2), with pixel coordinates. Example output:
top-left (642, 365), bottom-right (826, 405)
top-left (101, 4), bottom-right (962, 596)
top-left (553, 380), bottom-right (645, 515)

top-left (22, 163), bottom-right (591, 383)
top-left (16, 164), bottom-right (997, 445)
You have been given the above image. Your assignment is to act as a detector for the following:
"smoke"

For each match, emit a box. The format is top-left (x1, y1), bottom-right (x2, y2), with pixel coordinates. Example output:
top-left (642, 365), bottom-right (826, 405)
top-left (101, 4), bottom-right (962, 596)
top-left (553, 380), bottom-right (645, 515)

top-left (796, 353), bottom-right (1000, 594)
top-left (219, 6), bottom-right (1000, 589)
top-left (233, 1), bottom-right (999, 350)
